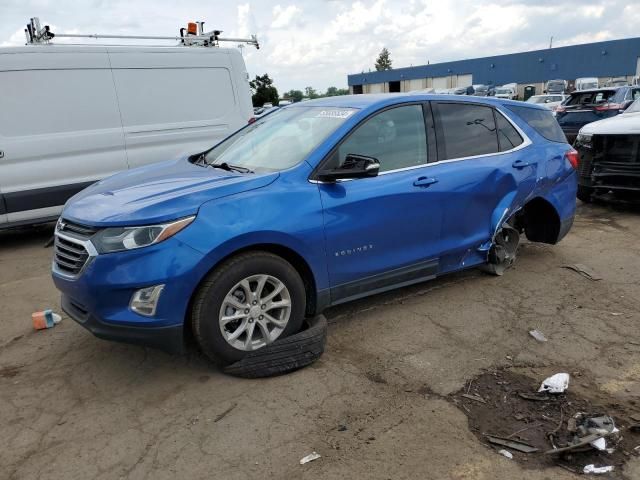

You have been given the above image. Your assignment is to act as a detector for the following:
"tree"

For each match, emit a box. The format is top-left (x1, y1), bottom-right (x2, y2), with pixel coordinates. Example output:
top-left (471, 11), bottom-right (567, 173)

top-left (374, 48), bottom-right (392, 71)
top-left (250, 74), bottom-right (279, 107)
top-left (304, 86), bottom-right (319, 99)
top-left (325, 86), bottom-right (349, 97)
top-left (283, 89), bottom-right (304, 102)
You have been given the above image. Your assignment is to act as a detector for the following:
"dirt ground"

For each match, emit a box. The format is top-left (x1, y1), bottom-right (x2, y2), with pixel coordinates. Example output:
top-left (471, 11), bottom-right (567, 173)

top-left (1, 202), bottom-right (639, 480)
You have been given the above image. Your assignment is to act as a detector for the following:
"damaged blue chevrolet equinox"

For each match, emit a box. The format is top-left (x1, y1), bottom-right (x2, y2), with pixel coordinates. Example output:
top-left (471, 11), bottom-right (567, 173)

top-left (52, 94), bottom-right (577, 364)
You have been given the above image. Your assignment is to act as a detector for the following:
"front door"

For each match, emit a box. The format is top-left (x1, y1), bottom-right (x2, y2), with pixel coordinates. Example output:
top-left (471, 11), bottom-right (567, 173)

top-left (317, 104), bottom-right (443, 303)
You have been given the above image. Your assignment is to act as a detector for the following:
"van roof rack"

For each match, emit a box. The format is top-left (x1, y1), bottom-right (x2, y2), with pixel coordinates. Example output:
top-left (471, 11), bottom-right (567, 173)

top-left (24, 17), bottom-right (259, 49)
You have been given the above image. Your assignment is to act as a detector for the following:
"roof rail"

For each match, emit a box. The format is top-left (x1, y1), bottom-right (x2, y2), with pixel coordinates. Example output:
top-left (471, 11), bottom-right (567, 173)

top-left (24, 17), bottom-right (259, 49)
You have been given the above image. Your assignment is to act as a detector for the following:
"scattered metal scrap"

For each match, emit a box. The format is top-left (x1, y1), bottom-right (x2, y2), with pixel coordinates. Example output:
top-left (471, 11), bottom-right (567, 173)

top-left (485, 435), bottom-right (539, 453)
top-left (461, 393), bottom-right (487, 404)
top-left (561, 264), bottom-right (603, 281)
top-left (545, 414), bottom-right (619, 455)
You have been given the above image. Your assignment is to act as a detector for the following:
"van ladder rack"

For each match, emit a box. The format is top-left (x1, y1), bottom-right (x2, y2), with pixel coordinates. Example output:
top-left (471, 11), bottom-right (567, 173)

top-left (24, 17), bottom-right (259, 49)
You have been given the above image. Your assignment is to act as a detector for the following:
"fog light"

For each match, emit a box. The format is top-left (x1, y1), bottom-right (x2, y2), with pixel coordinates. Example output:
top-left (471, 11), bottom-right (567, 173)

top-left (130, 285), bottom-right (165, 317)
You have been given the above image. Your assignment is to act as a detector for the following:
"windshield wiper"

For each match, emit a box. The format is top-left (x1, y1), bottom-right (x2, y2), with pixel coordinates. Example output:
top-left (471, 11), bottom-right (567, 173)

top-left (209, 162), bottom-right (254, 174)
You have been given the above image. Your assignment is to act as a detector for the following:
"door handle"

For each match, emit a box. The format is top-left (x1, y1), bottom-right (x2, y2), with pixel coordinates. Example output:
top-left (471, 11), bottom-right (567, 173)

top-left (512, 159), bottom-right (536, 169)
top-left (413, 176), bottom-right (438, 187)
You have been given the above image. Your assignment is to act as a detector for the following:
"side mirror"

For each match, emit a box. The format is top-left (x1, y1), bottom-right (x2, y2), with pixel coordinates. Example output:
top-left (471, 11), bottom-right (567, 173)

top-left (317, 154), bottom-right (380, 182)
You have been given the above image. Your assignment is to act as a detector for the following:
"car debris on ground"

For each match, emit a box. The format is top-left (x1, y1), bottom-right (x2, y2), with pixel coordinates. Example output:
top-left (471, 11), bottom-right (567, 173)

top-left (454, 369), bottom-right (638, 475)
top-left (529, 329), bottom-right (548, 342)
top-left (32, 309), bottom-right (61, 330)
top-left (583, 464), bottom-right (615, 474)
top-left (498, 449), bottom-right (513, 459)
top-left (561, 264), bottom-right (603, 281)
top-left (299, 452), bottom-right (321, 465)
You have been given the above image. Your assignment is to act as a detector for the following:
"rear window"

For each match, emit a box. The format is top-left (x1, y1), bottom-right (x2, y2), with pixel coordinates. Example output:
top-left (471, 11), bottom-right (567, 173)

top-left (566, 90), bottom-right (616, 106)
top-left (507, 106), bottom-right (567, 143)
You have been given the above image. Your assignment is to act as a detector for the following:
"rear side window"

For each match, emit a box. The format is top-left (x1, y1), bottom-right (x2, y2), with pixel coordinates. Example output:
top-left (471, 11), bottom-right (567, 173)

top-left (507, 105), bottom-right (567, 143)
top-left (433, 103), bottom-right (499, 160)
top-left (494, 111), bottom-right (523, 152)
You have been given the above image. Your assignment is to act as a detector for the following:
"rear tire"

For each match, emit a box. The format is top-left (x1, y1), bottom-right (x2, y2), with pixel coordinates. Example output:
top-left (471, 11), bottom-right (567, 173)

top-left (192, 251), bottom-right (306, 365)
top-left (577, 185), bottom-right (593, 203)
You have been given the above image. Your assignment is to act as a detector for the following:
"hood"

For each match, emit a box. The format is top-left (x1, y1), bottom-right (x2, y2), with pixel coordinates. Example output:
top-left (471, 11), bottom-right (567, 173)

top-left (580, 112), bottom-right (640, 135)
top-left (63, 157), bottom-right (279, 226)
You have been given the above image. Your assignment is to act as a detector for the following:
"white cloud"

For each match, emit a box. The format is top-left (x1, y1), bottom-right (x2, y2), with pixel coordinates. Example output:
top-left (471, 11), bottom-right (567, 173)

top-left (271, 4), bottom-right (302, 29)
top-left (1, 28), bottom-right (24, 47)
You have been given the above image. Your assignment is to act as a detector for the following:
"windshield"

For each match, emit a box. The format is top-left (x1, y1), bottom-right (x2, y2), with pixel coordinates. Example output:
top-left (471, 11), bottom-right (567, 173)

top-left (625, 99), bottom-right (640, 114)
top-left (204, 107), bottom-right (357, 172)
top-left (527, 96), bottom-right (547, 104)
top-left (496, 88), bottom-right (510, 94)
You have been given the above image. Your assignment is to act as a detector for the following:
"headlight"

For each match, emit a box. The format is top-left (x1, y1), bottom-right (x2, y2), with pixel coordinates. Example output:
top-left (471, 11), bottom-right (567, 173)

top-left (575, 133), bottom-right (593, 147)
top-left (92, 216), bottom-right (195, 254)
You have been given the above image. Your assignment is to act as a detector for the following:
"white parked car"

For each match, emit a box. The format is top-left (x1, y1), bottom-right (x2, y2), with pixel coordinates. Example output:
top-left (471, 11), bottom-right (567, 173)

top-left (0, 45), bottom-right (254, 228)
top-left (574, 98), bottom-right (640, 202)
top-left (494, 83), bottom-right (518, 100)
top-left (526, 94), bottom-right (568, 112)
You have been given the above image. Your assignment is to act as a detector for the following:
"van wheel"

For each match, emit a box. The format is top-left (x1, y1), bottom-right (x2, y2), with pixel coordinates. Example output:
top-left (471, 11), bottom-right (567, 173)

top-left (192, 252), bottom-right (306, 365)
top-left (577, 185), bottom-right (593, 203)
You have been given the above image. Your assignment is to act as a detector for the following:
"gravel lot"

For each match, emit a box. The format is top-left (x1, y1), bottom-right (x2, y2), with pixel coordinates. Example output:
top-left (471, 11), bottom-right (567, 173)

top-left (1, 202), bottom-right (639, 480)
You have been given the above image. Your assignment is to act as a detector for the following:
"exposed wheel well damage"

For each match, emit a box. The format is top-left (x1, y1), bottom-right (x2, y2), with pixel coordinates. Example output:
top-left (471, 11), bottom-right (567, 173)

top-left (184, 244), bottom-right (318, 342)
top-left (517, 197), bottom-right (561, 244)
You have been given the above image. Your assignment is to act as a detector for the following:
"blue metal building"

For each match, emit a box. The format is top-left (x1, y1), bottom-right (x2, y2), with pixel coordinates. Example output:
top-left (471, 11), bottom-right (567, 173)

top-left (348, 37), bottom-right (640, 93)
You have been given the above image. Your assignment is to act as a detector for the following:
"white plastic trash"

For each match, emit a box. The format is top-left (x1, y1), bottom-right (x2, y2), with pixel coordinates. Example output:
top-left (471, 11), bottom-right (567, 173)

top-left (590, 437), bottom-right (606, 451)
top-left (538, 373), bottom-right (570, 393)
top-left (498, 449), bottom-right (513, 459)
top-left (583, 464), bottom-right (614, 474)
top-left (529, 329), bottom-right (547, 342)
top-left (300, 452), bottom-right (321, 465)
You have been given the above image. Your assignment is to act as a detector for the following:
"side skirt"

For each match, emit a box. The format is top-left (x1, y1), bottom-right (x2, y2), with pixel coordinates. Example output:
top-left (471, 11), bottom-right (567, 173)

top-left (330, 258), bottom-right (439, 306)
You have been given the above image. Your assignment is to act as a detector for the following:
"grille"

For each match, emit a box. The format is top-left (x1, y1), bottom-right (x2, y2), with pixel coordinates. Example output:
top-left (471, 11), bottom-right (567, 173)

top-left (54, 236), bottom-right (90, 276)
top-left (58, 219), bottom-right (99, 238)
top-left (591, 135), bottom-right (640, 192)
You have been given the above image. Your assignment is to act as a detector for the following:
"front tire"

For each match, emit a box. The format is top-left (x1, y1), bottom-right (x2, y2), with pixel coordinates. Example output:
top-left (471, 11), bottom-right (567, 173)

top-left (192, 252), bottom-right (306, 365)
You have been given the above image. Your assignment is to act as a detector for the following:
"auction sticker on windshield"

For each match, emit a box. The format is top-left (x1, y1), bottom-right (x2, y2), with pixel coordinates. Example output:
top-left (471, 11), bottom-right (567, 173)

top-left (315, 109), bottom-right (355, 119)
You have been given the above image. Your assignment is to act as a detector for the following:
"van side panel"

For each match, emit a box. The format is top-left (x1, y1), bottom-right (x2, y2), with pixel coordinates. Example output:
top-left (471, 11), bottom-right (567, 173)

top-left (0, 49), bottom-right (128, 225)
top-left (108, 48), bottom-right (249, 168)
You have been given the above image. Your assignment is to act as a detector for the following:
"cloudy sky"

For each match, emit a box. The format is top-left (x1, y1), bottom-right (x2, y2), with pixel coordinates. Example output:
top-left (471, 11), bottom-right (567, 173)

top-left (1, 0), bottom-right (639, 92)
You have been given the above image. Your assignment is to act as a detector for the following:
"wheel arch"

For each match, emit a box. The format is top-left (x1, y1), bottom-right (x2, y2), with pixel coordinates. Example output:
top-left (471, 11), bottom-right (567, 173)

top-left (184, 240), bottom-right (321, 344)
top-left (518, 196), bottom-right (562, 244)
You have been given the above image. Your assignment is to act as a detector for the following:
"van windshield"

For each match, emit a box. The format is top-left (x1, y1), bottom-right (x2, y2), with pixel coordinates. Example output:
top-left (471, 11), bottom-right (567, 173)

top-left (204, 107), bottom-right (356, 172)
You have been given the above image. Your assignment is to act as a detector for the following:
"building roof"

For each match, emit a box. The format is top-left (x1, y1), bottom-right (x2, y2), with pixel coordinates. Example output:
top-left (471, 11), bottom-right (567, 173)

top-left (348, 37), bottom-right (640, 86)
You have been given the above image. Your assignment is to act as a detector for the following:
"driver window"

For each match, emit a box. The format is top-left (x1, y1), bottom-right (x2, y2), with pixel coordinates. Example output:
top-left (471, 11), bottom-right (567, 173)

top-left (336, 105), bottom-right (428, 173)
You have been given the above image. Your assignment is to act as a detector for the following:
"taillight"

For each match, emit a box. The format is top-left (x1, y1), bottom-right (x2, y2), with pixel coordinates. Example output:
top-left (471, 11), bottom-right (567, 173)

top-left (248, 117), bottom-right (256, 124)
top-left (595, 103), bottom-right (623, 111)
top-left (565, 149), bottom-right (579, 169)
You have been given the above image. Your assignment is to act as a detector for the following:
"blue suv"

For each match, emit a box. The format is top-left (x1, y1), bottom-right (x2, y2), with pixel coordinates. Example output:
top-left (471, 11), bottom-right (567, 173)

top-left (52, 94), bottom-right (578, 364)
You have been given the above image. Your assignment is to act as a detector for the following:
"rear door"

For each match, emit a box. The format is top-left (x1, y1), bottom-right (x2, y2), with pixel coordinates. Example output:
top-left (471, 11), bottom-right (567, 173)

top-left (318, 103), bottom-right (444, 303)
top-left (0, 48), bottom-right (128, 225)
top-left (109, 48), bottom-right (245, 168)
top-left (421, 101), bottom-right (534, 271)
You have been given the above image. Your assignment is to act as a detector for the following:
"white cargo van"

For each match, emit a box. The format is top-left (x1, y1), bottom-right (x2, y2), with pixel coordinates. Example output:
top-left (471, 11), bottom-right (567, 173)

top-left (0, 45), bottom-right (253, 228)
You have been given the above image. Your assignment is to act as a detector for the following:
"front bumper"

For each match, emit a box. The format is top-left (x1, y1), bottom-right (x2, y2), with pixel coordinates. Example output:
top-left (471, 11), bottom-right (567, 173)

top-left (62, 294), bottom-right (185, 353)
top-left (52, 235), bottom-right (207, 353)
